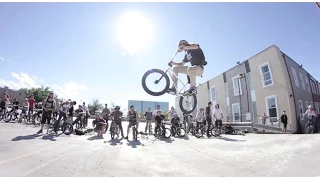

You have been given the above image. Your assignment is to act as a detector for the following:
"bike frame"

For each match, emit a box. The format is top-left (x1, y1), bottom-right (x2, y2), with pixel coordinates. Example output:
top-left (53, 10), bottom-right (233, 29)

top-left (164, 67), bottom-right (190, 96)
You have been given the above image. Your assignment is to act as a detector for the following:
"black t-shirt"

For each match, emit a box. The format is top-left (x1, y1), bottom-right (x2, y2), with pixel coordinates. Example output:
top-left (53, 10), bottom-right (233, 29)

top-left (128, 110), bottom-right (137, 121)
top-left (171, 117), bottom-right (180, 125)
top-left (13, 101), bottom-right (19, 109)
top-left (155, 114), bottom-right (165, 124)
top-left (182, 45), bottom-right (205, 66)
top-left (75, 109), bottom-right (84, 117)
top-left (281, 115), bottom-right (288, 124)
top-left (0, 99), bottom-right (5, 108)
top-left (68, 106), bottom-right (74, 116)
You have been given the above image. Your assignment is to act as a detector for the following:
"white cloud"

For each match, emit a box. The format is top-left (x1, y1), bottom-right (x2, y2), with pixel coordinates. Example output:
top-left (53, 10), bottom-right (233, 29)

top-left (52, 82), bottom-right (88, 101)
top-left (0, 72), bottom-right (88, 103)
top-left (0, 57), bottom-right (3, 61)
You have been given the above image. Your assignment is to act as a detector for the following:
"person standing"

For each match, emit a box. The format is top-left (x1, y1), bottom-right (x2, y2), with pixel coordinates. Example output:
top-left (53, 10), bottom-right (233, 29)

top-left (82, 102), bottom-right (90, 128)
top-left (102, 104), bottom-right (111, 131)
top-left (280, 111), bottom-right (288, 134)
top-left (195, 108), bottom-right (205, 128)
top-left (37, 92), bottom-right (56, 134)
top-left (168, 106), bottom-right (176, 120)
top-left (28, 95), bottom-right (36, 120)
top-left (205, 102), bottom-right (213, 137)
top-left (144, 107), bottom-right (153, 133)
top-left (260, 113), bottom-right (268, 125)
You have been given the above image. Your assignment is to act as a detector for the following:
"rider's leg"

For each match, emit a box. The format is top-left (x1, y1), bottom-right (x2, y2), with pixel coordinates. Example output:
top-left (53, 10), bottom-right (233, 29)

top-left (169, 66), bottom-right (188, 93)
top-left (186, 66), bottom-right (203, 92)
top-left (126, 124), bottom-right (130, 138)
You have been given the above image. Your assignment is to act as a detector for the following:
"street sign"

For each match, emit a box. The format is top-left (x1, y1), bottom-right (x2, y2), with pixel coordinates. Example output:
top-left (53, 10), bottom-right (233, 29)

top-left (246, 112), bottom-right (251, 121)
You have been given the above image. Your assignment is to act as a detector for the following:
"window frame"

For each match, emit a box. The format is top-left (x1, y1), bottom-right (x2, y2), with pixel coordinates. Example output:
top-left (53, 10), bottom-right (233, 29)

top-left (232, 103), bottom-right (240, 122)
top-left (291, 67), bottom-right (299, 87)
top-left (259, 62), bottom-right (274, 88)
top-left (298, 100), bottom-right (304, 119)
top-left (265, 95), bottom-right (279, 124)
top-left (299, 73), bottom-right (305, 90)
top-left (232, 76), bottom-right (242, 96)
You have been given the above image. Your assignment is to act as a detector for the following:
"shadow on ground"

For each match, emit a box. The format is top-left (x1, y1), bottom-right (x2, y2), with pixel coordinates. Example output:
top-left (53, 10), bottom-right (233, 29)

top-left (126, 140), bottom-right (144, 148)
top-left (217, 136), bottom-right (246, 142)
top-left (87, 135), bottom-right (104, 141)
top-left (11, 134), bottom-right (42, 141)
top-left (107, 138), bottom-right (123, 146)
top-left (42, 133), bottom-right (57, 141)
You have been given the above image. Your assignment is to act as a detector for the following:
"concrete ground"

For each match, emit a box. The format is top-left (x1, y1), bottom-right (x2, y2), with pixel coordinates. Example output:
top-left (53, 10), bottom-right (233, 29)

top-left (0, 118), bottom-right (320, 177)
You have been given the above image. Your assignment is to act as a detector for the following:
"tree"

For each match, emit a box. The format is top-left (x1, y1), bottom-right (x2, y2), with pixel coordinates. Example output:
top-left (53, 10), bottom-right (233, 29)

top-left (88, 99), bottom-right (104, 115)
top-left (21, 86), bottom-right (64, 102)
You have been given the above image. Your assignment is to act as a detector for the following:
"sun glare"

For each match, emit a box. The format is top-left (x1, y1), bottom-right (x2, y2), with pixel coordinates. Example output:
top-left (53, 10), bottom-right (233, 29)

top-left (117, 12), bottom-right (153, 56)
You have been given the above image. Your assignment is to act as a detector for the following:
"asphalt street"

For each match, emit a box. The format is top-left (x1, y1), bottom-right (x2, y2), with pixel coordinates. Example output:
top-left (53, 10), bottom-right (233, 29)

top-left (0, 118), bottom-right (320, 177)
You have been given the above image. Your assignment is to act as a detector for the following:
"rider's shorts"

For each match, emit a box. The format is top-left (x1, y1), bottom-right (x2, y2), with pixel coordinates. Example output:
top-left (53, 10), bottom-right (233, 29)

top-left (128, 120), bottom-right (137, 127)
top-left (215, 119), bottom-right (222, 127)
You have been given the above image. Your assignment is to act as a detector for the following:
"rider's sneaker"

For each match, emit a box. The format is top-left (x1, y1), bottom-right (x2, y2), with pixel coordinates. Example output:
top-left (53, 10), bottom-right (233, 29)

top-left (167, 87), bottom-right (177, 95)
top-left (37, 130), bottom-right (43, 134)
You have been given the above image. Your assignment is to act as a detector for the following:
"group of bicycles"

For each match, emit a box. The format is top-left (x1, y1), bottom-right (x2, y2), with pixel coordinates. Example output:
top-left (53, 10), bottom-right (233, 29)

top-left (0, 105), bottom-right (42, 125)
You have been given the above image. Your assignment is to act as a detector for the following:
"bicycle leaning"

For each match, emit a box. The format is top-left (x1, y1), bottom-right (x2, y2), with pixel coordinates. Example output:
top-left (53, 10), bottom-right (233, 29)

top-left (141, 52), bottom-right (197, 114)
top-left (154, 121), bottom-right (171, 139)
top-left (170, 123), bottom-right (186, 137)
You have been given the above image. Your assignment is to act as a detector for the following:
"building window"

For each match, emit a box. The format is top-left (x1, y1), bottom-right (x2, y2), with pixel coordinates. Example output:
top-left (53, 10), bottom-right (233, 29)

top-left (232, 76), bottom-right (242, 96)
top-left (265, 95), bottom-right (278, 124)
top-left (315, 102), bottom-right (319, 114)
top-left (299, 73), bottom-right (305, 90)
top-left (232, 103), bottom-right (240, 122)
top-left (291, 67), bottom-right (299, 87)
top-left (310, 102), bottom-right (313, 109)
top-left (311, 81), bottom-right (315, 94)
top-left (305, 101), bottom-right (309, 110)
top-left (305, 77), bottom-right (310, 91)
top-left (298, 100), bottom-right (304, 119)
top-left (259, 62), bottom-right (274, 87)
top-left (210, 86), bottom-right (216, 105)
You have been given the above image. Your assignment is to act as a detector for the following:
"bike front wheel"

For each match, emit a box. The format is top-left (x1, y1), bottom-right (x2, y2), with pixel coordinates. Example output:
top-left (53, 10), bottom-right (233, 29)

top-left (177, 128), bottom-right (186, 137)
top-left (193, 127), bottom-right (204, 138)
top-left (179, 93), bottom-right (197, 114)
top-left (141, 69), bottom-right (170, 96)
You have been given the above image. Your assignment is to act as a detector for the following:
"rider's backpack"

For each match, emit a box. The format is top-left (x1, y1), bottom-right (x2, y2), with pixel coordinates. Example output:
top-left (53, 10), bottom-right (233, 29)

top-left (75, 129), bottom-right (85, 135)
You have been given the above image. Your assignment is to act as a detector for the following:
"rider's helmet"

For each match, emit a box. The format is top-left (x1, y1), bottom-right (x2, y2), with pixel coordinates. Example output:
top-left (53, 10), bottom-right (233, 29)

top-left (178, 40), bottom-right (189, 47)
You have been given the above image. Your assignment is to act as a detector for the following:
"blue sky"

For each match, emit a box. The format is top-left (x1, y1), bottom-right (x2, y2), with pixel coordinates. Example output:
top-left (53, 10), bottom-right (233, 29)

top-left (0, 2), bottom-right (319, 110)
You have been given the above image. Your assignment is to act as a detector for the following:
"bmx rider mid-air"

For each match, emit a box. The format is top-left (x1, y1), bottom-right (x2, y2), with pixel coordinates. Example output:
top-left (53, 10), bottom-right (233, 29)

top-left (168, 40), bottom-right (207, 95)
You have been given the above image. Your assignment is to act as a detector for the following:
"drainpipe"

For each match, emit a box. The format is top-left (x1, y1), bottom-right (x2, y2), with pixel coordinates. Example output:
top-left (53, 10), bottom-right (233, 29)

top-left (281, 53), bottom-right (299, 133)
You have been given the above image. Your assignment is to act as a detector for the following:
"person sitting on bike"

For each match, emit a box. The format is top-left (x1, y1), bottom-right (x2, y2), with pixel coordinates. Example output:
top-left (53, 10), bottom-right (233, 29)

top-left (9, 98), bottom-right (19, 119)
top-left (167, 40), bottom-right (207, 95)
top-left (170, 113), bottom-right (180, 136)
top-left (213, 104), bottom-right (223, 128)
top-left (72, 105), bottom-right (85, 127)
top-left (53, 100), bottom-right (74, 134)
top-left (92, 113), bottom-right (107, 136)
top-left (110, 106), bottom-right (125, 139)
top-left (154, 110), bottom-right (166, 136)
top-left (195, 108), bottom-right (205, 128)
top-left (125, 105), bottom-right (139, 140)
top-left (21, 98), bottom-right (29, 116)
top-left (304, 105), bottom-right (316, 128)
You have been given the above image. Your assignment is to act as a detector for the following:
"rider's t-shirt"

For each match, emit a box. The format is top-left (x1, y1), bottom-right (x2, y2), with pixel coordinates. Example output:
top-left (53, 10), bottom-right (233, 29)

top-left (128, 110), bottom-right (137, 121)
top-left (44, 99), bottom-right (54, 113)
top-left (155, 114), bottom-right (165, 124)
top-left (171, 117), bottom-right (180, 125)
top-left (182, 45), bottom-right (205, 66)
top-left (13, 101), bottom-right (19, 109)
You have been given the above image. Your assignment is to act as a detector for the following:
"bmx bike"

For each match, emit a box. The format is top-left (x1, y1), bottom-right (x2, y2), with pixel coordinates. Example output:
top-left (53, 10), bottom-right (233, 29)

top-left (141, 54), bottom-right (197, 114)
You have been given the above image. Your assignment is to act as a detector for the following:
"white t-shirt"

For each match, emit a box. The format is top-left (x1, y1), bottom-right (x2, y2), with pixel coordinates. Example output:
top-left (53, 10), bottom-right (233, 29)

top-left (61, 104), bottom-right (70, 113)
top-left (82, 105), bottom-right (88, 114)
top-left (213, 108), bottom-right (223, 120)
top-left (195, 112), bottom-right (204, 122)
top-left (153, 109), bottom-right (161, 117)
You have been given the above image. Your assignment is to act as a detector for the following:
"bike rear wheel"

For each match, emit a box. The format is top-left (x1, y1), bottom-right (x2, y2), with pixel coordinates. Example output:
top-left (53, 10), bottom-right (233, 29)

top-left (212, 127), bottom-right (221, 137)
top-left (177, 128), bottom-right (186, 137)
top-left (141, 69), bottom-right (170, 96)
top-left (194, 127), bottom-right (205, 138)
top-left (179, 93), bottom-right (197, 114)
top-left (62, 123), bottom-right (73, 135)
top-left (111, 127), bottom-right (115, 139)
top-left (163, 128), bottom-right (171, 138)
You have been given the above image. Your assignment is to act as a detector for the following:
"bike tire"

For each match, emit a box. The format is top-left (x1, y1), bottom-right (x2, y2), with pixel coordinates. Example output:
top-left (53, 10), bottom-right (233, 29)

top-left (177, 128), bottom-right (186, 137)
top-left (193, 127), bottom-right (204, 138)
top-left (133, 127), bottom-right (138, 141)
top-left (213, 127), bottom-right (221, 137)
top-left (62, 123), bottom-right (73, 135)
top-left (141, 69), bottom-right (170, 96)
top-left (179, 93), bottom-right (197, 114)
top-left (110, 127), bottom-right (115, 140)
top-left (4, 114), bottom-right (11, 123)
top-left (163, 128), bottom-right (171, 138)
